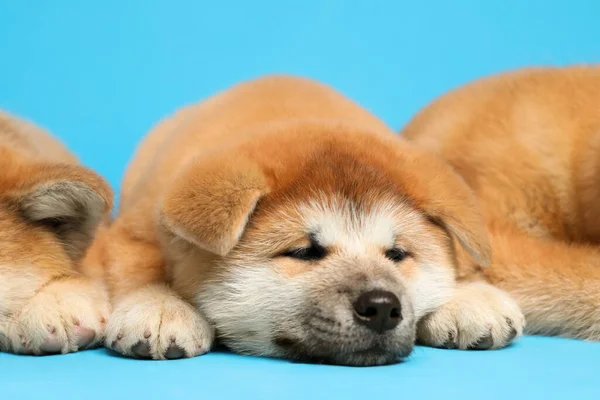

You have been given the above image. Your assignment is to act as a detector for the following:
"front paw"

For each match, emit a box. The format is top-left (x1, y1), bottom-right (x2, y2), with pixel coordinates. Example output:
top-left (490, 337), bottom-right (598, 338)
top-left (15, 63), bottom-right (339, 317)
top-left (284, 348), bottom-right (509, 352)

top-left (417, 282), bottom-right (525, 350)
top-left (3, 276), bottom-right (110, 354)
top-left (105, 285), bottom-right (214, 360)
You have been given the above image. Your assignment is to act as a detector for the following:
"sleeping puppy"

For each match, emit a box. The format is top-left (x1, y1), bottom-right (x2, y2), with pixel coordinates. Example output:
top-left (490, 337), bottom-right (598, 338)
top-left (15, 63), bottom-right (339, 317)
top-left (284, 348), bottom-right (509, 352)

top-left (402, 65), bottom-right (600, 343)
top-left (0, 110), bottom-right (112, 354)
top-left (94, 75), bottom-right (523, 366)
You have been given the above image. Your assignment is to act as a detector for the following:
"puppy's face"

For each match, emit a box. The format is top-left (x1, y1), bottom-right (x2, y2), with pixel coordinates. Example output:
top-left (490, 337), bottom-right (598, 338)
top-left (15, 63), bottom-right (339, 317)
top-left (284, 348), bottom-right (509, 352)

top-left (160, 132), bottom-right (489, 366)
top-left (198, 194), bottom-right (455, 366)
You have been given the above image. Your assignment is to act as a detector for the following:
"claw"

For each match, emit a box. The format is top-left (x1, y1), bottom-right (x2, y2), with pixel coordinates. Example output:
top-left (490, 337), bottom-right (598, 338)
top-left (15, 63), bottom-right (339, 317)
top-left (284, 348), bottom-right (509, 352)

top-left (442, 331), bottom-right (458, 349)
top-left (165, 344), bottom-right (185, 359)
top-left (132, 341), bottom-right (151, 358)
top-left (469, 333), bottom-right (493, 350)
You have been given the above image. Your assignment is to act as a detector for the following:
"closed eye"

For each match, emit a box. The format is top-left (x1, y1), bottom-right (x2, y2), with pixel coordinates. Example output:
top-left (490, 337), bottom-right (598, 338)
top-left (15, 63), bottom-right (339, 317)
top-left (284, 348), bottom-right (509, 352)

top-left (385, 248), bottom-right (409, 263)
top-left (280, 243), bottom-right (327, 261)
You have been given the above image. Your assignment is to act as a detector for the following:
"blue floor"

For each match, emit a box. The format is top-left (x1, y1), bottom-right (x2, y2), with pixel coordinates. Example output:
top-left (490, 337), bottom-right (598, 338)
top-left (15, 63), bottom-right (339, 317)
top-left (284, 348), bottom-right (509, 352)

top-left (1, 337), bottom-right (598, 400)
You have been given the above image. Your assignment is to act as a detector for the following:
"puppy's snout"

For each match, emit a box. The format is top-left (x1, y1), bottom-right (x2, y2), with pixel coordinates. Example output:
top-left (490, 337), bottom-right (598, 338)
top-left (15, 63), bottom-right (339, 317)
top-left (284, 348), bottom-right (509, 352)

top-left (353, 290), bottom-right (402, 334)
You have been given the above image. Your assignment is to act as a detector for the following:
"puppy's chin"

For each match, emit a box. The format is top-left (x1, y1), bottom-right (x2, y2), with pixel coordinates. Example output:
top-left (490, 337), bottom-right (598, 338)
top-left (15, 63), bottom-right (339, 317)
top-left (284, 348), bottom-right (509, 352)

top-left (273, 312), bottom-right (416, 366)
top-left (274, 337), bottom-right (414, 367)
top-left (301, 348), bottom-right (410, 367)
top-left (221, 333), bottom-right (413, 367)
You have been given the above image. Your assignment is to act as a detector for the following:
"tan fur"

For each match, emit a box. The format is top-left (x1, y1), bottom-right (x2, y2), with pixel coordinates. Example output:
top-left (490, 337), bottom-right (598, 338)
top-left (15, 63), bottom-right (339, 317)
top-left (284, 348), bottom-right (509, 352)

top-left (93, 75), bottom-right (523, 365)
top-left (0, 110), bottom-right (113, 354)
top-left (402, 65), bottom-right (600, 341)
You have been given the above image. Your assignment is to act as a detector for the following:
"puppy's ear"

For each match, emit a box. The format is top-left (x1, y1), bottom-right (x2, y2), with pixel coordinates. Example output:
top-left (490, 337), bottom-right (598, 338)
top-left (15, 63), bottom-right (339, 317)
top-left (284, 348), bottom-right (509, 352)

top-left (159, 154), bottom-right (269, 256)
top-left (13, 164), bottom-right (113, 260)
top-left (401, 146), bottom-right (491, 266)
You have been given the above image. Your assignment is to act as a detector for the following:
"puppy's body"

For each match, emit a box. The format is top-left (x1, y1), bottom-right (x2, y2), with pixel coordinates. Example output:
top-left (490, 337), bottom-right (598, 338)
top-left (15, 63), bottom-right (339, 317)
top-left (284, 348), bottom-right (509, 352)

top-left (97, 75), bottom-right (523, 365)
top-left (0, 111), bottom-right (112, 354)
top-left (402, 65), bottom-right (600, 340)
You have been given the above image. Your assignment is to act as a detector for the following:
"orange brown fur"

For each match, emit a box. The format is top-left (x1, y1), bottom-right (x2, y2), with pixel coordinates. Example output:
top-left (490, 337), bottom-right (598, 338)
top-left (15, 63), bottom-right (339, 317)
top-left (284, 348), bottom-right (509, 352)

top-left (94, 75), bottom-right (523, 364)
top-left (0, 110), bottom-right (113, 354)
top-left (402, 65), bottom-right (600, 340)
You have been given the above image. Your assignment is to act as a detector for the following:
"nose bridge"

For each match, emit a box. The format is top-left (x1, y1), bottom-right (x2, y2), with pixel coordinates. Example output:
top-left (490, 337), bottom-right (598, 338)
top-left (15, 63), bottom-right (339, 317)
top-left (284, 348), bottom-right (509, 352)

top-left (326, 253), bottom-right (403, 294)
top-left (356, 253), bottom-right (398, 281)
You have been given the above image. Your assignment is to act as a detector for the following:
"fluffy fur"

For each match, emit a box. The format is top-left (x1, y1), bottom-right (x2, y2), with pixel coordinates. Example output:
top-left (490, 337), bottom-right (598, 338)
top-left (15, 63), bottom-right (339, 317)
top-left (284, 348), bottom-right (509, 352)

top-left (0, 110), bottom-right (113, 354)
top-left (88, 75), bottom-right (523, 365)
top-left (402, 65), bottom-right (600, 341)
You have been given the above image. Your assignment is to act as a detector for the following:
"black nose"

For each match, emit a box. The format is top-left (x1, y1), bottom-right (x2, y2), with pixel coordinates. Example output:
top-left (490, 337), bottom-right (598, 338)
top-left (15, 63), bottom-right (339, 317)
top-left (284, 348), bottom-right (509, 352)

top-left (353, 290), bottom-right (402, 333)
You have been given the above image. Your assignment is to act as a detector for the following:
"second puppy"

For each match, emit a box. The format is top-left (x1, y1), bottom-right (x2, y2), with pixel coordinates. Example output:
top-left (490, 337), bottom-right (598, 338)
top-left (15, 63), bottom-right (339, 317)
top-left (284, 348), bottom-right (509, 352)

top-left (0, 110), bottom-right (112, 354)
top-left (92, 75), bottom-right (523, 365)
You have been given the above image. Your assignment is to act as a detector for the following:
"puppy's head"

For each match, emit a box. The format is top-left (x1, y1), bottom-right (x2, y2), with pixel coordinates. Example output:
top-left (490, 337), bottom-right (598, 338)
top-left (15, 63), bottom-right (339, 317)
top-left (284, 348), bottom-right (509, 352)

top-left (0, 148), bottom-right (113, 269)
top-left (159, 125), bottom-right (489, 366)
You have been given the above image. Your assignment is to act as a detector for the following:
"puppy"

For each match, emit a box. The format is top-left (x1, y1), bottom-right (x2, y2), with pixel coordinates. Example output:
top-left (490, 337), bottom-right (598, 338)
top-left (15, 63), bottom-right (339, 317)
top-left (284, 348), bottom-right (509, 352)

top-left (0, 110), bottom-right (112, 354)
top-left (94, 75), bottom-right (523, 366)
top-left (402, 65), bottom-right (600, 343)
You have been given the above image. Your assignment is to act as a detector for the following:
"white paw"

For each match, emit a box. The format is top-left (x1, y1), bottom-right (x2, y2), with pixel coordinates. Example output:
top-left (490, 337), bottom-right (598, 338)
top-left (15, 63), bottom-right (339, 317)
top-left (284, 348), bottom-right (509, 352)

top-left (105, 285), bottom-right (214, 360)
top-left (2, 277), bottom-right (110, 354)
top-left (417, 282), bottom-right (525, 350)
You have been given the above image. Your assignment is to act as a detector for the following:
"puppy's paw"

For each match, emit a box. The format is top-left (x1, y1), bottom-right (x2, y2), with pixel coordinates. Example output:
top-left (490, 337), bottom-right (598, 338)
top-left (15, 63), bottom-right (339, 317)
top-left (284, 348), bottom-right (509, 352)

top-left (3, 276), bottom-right (110, 354)
top-left (105, 285), bottom-right (214, 360)
top-left (417, 282), bottom-right (525, 350)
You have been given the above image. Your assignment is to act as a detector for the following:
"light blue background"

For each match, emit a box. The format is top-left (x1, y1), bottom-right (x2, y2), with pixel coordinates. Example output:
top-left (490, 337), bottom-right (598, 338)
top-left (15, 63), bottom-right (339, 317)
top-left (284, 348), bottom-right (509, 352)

top-left (2, 0), bottom-right (600, 189)
top-left (2, 1), bottom-right (600, 399)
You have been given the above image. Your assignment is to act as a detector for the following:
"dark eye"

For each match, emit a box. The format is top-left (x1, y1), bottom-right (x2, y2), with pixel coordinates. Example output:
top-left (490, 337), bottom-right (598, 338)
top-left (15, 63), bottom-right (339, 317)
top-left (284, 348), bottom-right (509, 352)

top-left (385, 248), bottom-right (409, 262)
top-left (39, 217), bottom-right (69, 230)
top-left (281, 243), bottom-right (327, 261)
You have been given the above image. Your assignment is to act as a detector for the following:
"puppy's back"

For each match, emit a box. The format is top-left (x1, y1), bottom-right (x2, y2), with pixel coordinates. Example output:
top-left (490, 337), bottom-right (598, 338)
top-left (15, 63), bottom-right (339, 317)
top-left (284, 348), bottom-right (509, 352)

top-left (0, 110), bottom-right (77, 164)
top-left (402, 65), bottom-right (600, 242)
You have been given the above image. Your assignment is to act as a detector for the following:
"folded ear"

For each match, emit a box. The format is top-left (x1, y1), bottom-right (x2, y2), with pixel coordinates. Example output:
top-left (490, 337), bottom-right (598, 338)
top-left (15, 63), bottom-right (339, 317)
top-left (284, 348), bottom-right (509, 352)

top-left (159, 154), bottom-right (270, 256)
top-left (401, 145), bottom-right (491, 266)
top-left (14, 164), bottom-right (113, 260)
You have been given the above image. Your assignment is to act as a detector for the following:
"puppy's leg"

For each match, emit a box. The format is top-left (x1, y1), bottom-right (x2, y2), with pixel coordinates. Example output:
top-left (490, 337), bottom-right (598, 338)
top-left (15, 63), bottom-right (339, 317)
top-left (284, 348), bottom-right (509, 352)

top-left (419, 227), bottom-right (600, 348)
top-left (0, 268), bottom-right (111, 355)
top-left (480, 227), bottom-right (600, 341)
top-left (417, 281), bottom-right (525, 350)
top-left (101, 224), bottom-right (214, 359)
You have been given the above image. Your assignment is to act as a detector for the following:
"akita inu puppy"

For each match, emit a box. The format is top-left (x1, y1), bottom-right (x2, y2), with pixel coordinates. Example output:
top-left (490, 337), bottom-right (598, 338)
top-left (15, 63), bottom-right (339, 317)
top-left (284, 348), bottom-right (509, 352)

top-left (92, 76), bottom-right (523, 366)
top-left (0, 111), bottom-right (112, 354)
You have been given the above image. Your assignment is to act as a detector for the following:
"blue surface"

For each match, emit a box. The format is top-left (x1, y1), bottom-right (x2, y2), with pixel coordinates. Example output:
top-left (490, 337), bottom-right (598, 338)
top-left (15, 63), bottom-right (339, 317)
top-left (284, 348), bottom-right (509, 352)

top-left (1, 337), bottom-right (599, 400)
top-left (2, 1), bottom-right (600, 399)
